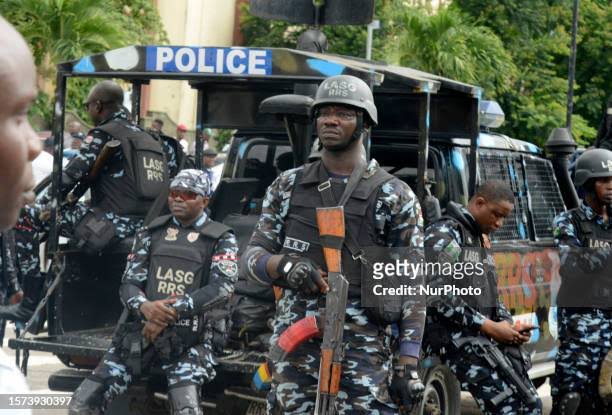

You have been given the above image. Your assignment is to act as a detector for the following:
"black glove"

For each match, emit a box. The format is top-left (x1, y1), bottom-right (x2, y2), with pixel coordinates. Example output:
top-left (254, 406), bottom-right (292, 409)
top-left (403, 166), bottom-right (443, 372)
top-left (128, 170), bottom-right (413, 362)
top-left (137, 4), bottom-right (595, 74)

top-left (276, 254), bottom-right (325, 295)
top-left (389, 365), bottom-right (424, 413)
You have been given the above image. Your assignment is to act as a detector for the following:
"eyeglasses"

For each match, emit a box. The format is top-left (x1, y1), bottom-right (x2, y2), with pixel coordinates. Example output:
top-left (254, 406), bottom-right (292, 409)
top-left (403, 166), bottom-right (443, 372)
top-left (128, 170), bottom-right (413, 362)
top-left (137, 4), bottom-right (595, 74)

top-left (169, 189), bottom-right (199, 201)
top-left (317, 107), bottom-right (357, 121)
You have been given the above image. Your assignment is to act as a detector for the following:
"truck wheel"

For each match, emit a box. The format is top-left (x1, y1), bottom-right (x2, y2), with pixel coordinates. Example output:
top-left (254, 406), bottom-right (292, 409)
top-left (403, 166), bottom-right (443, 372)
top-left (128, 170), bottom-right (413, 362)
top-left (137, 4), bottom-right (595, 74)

top-left (419, 364), bottom-right (461, 415)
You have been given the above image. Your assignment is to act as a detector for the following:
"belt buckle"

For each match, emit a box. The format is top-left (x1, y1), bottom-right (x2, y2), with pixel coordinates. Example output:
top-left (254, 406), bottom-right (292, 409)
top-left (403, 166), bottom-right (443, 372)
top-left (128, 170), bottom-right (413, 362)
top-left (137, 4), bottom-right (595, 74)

top-left (317, 180), bottom-right (331, 192)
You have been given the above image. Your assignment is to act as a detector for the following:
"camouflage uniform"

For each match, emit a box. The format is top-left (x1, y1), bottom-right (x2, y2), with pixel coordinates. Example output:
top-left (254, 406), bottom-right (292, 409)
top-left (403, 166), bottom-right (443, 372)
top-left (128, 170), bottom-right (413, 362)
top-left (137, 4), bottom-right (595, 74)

top-left (242, 159), bottom-right (426, 414)
top-left (551, 201), bottom-right (612, 414)
top-left (0, 231), bottom-right (19, 342)
top-left (424, 202), bottom-right (542, 415)
top-left (13, 110), bottom-right (179, 301)
top-left (84, 208), bottom-right (238, 411)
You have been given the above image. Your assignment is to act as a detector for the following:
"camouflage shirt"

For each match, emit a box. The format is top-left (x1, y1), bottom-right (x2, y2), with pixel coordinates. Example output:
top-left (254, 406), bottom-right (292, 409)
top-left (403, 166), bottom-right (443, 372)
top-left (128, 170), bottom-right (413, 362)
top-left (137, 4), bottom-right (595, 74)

top-left (243, 159), bottom-right (425, 357)
top-left (121, 213), bottom-right (239, 318)
top-left (553, 201), bottom-right (612, 273)
top-left (424, 203), bottom-right (513, 336)
top-left (40, 110), bottom-right (178, 203)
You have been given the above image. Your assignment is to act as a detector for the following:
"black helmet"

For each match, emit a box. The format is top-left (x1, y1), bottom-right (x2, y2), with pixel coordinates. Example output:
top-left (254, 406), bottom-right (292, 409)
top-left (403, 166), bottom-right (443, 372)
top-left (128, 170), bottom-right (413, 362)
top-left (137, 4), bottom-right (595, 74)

top-left (574, 148), bottom-right (612, 187)
top-left (312, 75), bottom-right (378, 126)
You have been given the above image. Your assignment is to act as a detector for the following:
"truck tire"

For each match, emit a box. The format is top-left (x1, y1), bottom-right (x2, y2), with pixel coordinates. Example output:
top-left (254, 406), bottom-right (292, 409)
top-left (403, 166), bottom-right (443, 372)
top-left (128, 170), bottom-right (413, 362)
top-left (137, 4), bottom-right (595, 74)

top-left (419, 364), bottom-right (461, 415)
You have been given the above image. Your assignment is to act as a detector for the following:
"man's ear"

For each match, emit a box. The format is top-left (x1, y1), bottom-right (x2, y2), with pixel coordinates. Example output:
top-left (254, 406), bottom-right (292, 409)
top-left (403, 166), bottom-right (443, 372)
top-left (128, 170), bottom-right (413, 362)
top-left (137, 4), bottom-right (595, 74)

top-left (201, 197), bottom-right (210, 210)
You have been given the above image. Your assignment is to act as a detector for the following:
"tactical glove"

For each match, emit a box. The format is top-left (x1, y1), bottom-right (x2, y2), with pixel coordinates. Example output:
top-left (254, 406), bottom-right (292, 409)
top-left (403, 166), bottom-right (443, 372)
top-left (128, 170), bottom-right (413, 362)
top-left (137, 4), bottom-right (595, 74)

top-left (389, 365), bottom-right (424, 413)
top-left (276, 254), bottom-right (326, 295)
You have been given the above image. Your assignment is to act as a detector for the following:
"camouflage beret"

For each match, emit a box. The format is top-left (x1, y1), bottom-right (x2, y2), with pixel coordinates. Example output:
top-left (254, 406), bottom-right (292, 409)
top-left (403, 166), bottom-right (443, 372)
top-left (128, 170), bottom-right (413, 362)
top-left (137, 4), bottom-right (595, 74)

top-left (170, 169), bottom-right (211, 197)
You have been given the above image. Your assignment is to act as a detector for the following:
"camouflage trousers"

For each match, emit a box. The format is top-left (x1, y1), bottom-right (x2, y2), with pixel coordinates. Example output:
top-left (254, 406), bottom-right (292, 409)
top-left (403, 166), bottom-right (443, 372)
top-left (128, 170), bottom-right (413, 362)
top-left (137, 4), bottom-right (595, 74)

top-left (15, 202), bottom-right (142, 281)
top-left (267, 295), bottom-right (398, 415)
top-left (551, 307), bottom-right (611, 414)
top-left (88, 339), bottom-right (216, 411)
top-left (443, 343), bottom-right (542, 415)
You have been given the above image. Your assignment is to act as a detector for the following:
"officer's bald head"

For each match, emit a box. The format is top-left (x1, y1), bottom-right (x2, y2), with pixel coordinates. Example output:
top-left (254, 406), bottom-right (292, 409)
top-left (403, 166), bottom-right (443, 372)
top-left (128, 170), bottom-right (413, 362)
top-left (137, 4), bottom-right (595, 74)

top-left (88, 81), bottom-right (124, 109)
top-left (86, 80), bottom-right (124, 124)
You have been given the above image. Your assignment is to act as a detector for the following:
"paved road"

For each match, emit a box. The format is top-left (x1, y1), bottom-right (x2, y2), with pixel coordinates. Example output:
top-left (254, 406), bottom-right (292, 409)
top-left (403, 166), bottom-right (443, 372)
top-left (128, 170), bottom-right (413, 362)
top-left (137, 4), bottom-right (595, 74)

top-left (2, 325), bottom-right (553, 414)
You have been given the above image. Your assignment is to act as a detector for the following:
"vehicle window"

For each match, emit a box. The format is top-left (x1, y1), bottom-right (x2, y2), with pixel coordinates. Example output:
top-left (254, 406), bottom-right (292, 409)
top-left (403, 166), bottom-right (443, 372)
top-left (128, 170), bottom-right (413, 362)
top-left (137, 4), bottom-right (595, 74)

top-left (478, 151), bottom-right (566, 242)
top-left (523, 155), bottom-right (566, 240)
top-left (479, 151), bottom-right (529, 242)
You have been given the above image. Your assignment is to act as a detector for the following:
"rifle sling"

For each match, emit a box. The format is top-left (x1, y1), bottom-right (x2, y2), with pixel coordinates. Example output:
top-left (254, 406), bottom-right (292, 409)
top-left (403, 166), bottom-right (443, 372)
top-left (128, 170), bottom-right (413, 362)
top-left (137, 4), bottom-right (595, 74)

top-left (317, 161), bottom-right (366, 257)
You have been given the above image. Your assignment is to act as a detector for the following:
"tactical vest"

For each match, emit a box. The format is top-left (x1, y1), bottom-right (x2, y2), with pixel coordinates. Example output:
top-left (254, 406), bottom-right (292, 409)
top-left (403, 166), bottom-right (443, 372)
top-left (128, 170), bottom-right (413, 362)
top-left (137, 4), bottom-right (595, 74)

top-left (557, 208), bottom-right (612, 309)
top-left (437, 212), bottom-right (498, 320)
top-left (145, 214), bottom-right (231, 346)
top-left (279, 160), bottom-right (393, 299)
top-left (92, 119), bottom-right (168, 216)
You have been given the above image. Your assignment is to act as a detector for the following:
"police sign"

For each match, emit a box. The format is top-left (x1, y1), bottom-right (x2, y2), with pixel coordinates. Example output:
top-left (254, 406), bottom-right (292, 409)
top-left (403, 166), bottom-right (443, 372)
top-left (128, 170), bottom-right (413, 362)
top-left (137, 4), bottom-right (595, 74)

top-left (145, 46), bottom-right (272, 75)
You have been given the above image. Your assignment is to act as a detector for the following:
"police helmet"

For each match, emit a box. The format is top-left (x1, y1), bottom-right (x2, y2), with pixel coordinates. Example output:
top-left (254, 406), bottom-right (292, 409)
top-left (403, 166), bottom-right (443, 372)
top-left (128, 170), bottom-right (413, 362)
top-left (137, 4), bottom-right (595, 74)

top-left (312, 75), bottom-right (378, 126)
top-left (574, 148), bottom-right (612, 187)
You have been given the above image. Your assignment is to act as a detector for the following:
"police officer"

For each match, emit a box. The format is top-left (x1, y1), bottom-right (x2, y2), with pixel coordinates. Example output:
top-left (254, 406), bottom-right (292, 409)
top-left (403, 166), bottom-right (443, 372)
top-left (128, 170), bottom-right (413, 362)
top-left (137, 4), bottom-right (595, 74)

top-left (242, 74), bottom-right (426, 414)
top-left (0, 80), bottom-right (169, 322)
top-left (69, 169), bottom-right (239, 415)
top-left (424, 181), bottom-right (542, 414)
top-left (551, 148), bottom-right (612, 414)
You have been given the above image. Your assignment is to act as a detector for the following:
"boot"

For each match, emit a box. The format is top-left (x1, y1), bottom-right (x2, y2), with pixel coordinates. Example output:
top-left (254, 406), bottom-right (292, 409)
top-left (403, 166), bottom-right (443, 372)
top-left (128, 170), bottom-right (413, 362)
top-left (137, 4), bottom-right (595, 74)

top-left (68, 378), bottom-right (105, 415)
top-left (168, 384), bottom-right (203, 415)
top-left (0, 276), bottom-right (45, 322)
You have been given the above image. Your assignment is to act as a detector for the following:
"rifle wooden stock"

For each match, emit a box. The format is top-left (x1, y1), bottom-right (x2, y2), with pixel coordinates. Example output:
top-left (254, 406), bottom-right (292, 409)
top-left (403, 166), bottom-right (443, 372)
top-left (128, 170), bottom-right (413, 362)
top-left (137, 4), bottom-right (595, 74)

top-left (315, 206), bottom-right (347, 415)
top-left (68, 140), bottom-right (121, 203)
top-left (316, 207), bottom-right (344, 273)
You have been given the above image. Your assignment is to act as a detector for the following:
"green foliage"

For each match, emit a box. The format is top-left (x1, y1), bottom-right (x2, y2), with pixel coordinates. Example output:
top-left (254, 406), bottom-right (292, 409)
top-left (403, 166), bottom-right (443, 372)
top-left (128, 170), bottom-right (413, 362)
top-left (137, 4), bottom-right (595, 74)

top-left (454, 0), bottom-right (603, 145)
top-left (385, 6), bottom-right (516, 98)
top-left (0, 0), bottom-right (167, 128)
top-left (214, 129), bottom-right (234, 151)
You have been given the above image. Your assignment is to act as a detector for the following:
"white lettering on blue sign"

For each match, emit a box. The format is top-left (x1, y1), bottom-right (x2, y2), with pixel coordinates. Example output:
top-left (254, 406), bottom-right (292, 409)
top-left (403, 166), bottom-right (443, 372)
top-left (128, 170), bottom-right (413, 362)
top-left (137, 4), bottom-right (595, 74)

top-left (146, 46), bottom-right (272, 75)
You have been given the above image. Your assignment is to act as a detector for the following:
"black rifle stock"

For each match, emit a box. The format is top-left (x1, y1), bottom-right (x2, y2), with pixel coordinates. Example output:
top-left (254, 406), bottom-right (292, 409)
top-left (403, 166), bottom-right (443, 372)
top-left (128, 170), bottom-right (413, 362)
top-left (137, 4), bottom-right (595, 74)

top-left (315, 206), bottom-right (349, 415)
top-left (452, 336), bottom-right (537, 406)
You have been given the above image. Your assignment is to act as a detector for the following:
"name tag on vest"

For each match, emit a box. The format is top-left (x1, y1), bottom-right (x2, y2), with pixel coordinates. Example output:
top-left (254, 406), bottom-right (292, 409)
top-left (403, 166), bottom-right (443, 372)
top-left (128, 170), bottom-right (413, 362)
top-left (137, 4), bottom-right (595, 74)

top-left (283, 237), bottom-right (310, 253)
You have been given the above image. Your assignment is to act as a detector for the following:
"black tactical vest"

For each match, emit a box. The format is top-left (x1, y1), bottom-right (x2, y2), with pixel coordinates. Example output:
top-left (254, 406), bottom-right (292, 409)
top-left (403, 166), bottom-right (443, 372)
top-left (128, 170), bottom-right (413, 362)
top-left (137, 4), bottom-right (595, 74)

top-left (557, 208), bottom-right (612, 309)
top-left (145, 214), bottom-right (231, 345)
top-left (279, 161), bottom-right (393, 299)
top-left (92, 119), bottom-right (168, 216)
top-left (438, 206), bottom-right (498, 320)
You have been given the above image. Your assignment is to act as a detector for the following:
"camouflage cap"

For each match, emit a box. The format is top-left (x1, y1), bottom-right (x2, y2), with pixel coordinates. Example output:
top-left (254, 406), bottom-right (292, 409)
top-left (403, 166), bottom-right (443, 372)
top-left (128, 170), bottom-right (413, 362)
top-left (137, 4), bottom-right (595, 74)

top-left (170, 169), bottom-right (211, 197)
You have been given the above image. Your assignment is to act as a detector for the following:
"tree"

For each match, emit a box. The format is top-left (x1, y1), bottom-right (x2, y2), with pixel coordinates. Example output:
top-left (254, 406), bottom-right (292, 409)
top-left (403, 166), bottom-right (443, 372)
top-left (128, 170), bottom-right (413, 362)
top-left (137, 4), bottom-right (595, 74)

top-left (0, 0), bottom-right (166, 127)
top-left (384, 6), bottom-right (516, 99)
top-left (454, 0), bottom-right (602, 145)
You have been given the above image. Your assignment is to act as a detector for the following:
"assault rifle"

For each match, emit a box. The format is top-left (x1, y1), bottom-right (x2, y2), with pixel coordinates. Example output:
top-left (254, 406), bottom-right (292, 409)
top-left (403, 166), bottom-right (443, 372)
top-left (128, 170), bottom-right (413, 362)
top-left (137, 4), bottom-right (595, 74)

top-left (267, 207), bottom-right (348, 415)
top-left (314, 206), bottom-right (349, 415)
top-left (452, 336), bottom-right (538, 406)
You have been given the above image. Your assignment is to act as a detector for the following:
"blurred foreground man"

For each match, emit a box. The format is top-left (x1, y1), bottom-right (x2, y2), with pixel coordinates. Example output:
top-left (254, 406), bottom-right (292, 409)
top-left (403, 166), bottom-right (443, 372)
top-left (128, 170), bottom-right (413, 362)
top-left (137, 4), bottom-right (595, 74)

top-left (242, 75), bottom-right (426, 414)
top-left (424, 181), bottom-right (542, 414)
top-left (551, 149), bottom-right (612, 415)
top-left (0, 13), bottom-right (42, 412)
top-left (69, 169), bottom-right (238, 415)
top-left (0, 80), bottom-right (169, 323)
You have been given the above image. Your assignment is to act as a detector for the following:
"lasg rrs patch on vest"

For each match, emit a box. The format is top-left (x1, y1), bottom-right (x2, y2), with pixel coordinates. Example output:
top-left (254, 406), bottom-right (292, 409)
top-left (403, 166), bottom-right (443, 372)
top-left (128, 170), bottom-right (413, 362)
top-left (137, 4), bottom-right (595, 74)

top-left (283, 237), bottom-right (310, 253)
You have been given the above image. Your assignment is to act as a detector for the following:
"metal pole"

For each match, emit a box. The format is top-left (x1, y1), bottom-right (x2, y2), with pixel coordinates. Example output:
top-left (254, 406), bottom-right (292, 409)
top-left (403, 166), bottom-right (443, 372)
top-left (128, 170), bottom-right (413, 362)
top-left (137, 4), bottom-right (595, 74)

top-left (48, 73), bottom-right (67, 256)
top-left (416, 92), bottom-right (431, 202)
top-left (131, 81), bottom-right (143, 126)
top-left (366, 20), bottom-right (380, 60)
top-left (566, 0), bottom-right (579, 130)
top-left (195, 89), bottom-right (204, 170)
top-left (468, 93), bottom-right (481, 198)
